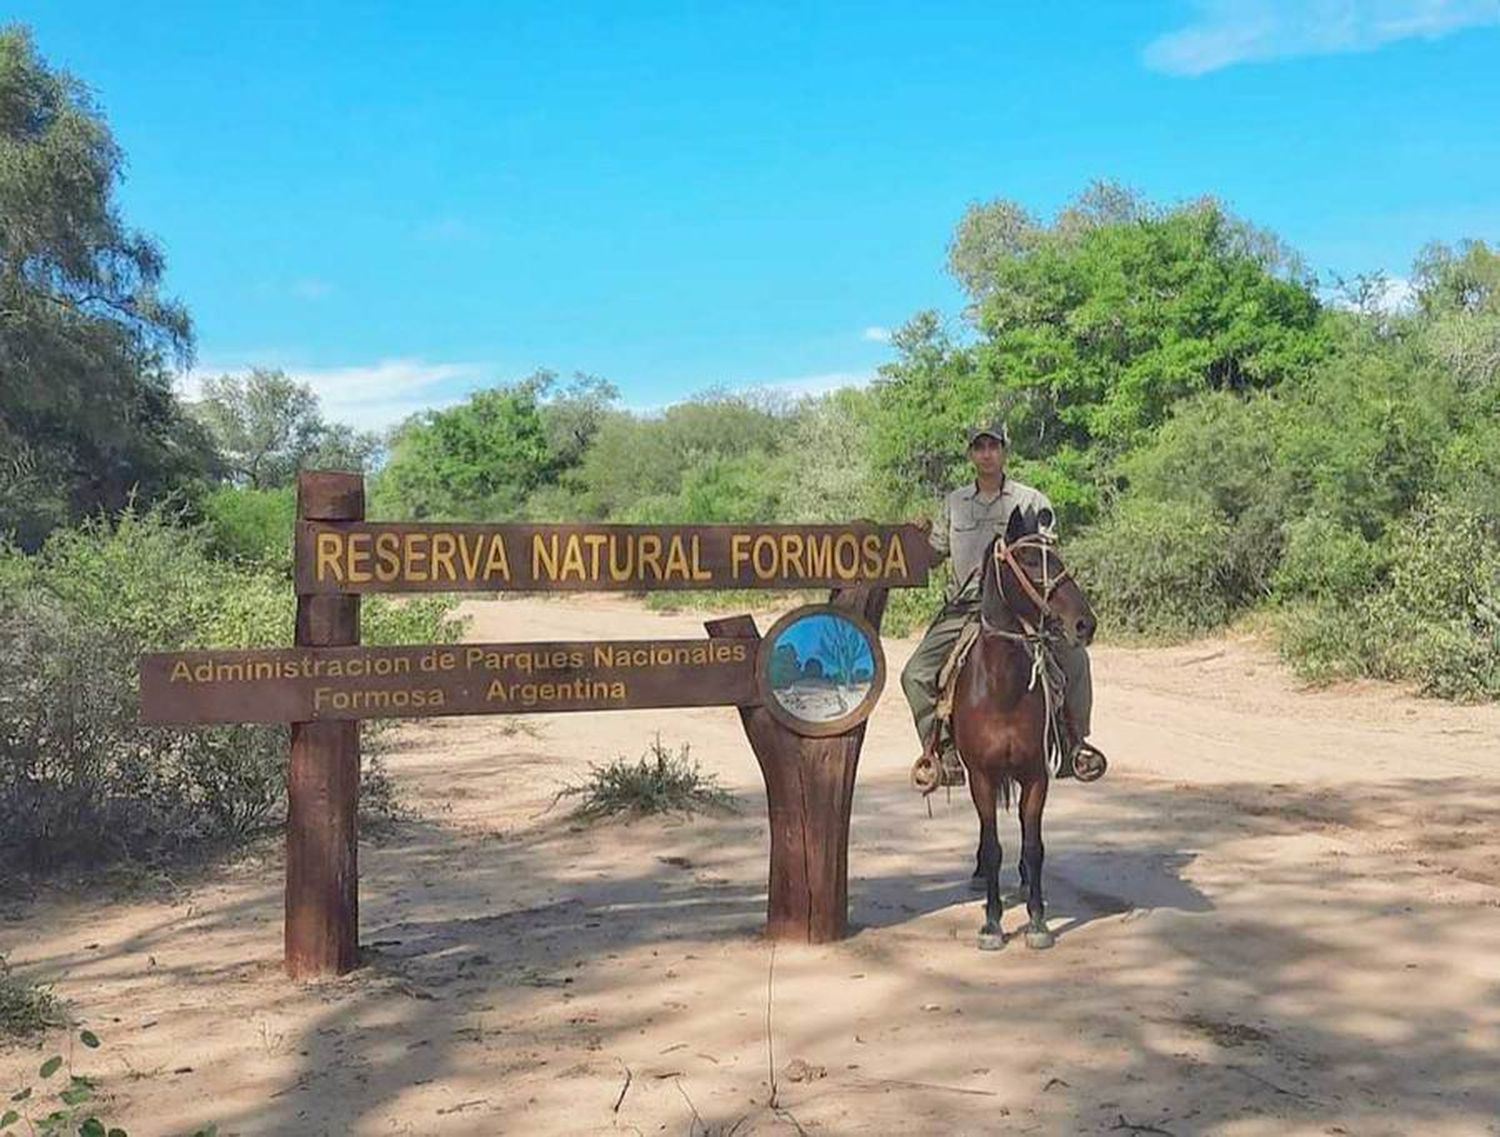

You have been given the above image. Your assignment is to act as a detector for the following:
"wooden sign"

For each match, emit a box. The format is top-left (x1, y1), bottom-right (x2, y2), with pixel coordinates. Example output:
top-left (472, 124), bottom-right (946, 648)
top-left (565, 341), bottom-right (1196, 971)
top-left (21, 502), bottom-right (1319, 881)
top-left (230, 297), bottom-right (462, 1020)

top-left (294, 521), bottom-right (932, 594)
top-left (140, 639), bottom-right (757, 725)
top-left (137, 472), bottom-right (906, 979)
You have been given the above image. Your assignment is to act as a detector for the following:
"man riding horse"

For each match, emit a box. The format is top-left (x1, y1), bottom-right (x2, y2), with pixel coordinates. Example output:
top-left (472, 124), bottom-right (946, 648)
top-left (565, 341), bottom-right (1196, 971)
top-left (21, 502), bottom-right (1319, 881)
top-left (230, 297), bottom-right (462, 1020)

top-left (901, 420), bottom-right (1106, 788)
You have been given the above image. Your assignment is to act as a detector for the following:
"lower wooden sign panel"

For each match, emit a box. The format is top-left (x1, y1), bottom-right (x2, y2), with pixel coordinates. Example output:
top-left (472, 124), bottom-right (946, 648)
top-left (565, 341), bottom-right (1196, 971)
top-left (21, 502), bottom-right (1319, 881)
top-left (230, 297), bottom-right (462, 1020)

top-left (140, 639), bottom-right (758, 724)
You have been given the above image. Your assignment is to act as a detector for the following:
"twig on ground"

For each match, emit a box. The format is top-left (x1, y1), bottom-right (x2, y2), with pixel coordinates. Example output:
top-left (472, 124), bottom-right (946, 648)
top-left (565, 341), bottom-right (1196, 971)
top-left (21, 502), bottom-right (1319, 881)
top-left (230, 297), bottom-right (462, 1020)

top-left (851, 1074), bottom-right (999, 1098)
top-left (674, 1078), bottom-right (704, 1135)
top-left (612, 1062), bottom-right (633, 1113)
top-left (765, 941), bottom-right (779, 1108)
top-left (1110, 1115), bottom-right (1176, 1137)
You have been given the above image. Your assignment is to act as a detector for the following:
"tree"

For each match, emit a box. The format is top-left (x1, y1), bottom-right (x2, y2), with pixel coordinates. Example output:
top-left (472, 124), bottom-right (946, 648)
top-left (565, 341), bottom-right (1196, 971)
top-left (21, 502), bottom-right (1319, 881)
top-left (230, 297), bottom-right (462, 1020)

top-left (373, 374), bottom-right (557, 520)
top-left (1413, 239), bottom-right (1500, 318)
top-left (0, 26), bottom-right (214, 547)
top-left (191, 369), bottom-right (377, 488)
top-left (539, 371), bottom-right (619, 471)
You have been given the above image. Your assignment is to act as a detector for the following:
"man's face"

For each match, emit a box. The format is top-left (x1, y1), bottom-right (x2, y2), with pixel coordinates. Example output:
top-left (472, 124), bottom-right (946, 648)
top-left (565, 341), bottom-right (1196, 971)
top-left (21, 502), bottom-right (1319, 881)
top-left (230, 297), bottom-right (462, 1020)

top-left (968, 436), bottom-right (1007, 478)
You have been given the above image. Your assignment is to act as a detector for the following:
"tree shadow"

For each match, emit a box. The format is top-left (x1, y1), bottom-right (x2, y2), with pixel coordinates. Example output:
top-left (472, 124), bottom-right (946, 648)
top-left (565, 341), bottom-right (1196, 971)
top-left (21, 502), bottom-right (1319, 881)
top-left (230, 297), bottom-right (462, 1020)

top-left (7, 770), bottom-right (1500, 1135)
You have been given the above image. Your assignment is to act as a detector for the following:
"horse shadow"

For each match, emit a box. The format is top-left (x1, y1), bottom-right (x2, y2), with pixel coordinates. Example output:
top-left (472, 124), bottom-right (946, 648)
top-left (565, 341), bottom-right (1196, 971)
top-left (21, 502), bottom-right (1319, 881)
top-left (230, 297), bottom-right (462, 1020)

top-left (849, 848), bottom-right (1211, 940)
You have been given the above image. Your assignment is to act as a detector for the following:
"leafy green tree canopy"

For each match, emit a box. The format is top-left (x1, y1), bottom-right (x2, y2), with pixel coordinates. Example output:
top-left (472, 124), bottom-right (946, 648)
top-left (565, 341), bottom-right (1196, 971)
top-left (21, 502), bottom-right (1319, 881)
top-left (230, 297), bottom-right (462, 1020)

top-left (191, 368), bottom-right (378, 489)
top-left (374, 372), bottom-right (561, 520)
top-left (0, 25), bottom-right (212, 548)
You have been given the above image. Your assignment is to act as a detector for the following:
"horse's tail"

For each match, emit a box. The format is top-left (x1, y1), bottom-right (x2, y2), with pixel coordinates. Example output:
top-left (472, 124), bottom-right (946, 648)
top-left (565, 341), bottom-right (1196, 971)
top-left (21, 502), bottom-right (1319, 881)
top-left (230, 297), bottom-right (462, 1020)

top-left (999, 777), bottom-right (1016, 813)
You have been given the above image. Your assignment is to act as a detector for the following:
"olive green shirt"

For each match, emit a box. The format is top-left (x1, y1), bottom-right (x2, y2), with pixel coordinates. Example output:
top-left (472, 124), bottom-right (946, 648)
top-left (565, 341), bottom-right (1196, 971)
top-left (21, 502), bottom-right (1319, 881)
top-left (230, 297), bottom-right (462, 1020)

top-left (930, 476), bottom-right (1055, 602)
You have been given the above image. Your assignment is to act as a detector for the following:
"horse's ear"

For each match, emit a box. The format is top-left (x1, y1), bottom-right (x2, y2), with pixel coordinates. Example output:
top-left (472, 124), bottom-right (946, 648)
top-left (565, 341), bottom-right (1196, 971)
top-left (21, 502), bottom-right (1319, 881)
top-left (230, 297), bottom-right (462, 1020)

top-left (1003, 506), bottom-right (1032, 547)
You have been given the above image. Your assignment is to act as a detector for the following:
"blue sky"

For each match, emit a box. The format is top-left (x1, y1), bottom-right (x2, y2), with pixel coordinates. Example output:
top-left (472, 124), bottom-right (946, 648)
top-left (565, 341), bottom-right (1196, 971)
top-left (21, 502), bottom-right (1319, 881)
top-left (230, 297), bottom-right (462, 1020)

top-left (16, 1), bottom-right (1500, 428)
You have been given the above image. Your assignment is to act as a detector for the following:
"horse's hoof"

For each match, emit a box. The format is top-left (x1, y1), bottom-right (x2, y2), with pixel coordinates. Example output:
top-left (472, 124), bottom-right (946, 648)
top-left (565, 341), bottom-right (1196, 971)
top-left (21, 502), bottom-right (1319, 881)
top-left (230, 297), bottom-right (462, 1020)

top-left (968, 873), bottom-right (987, 893)
top-left (1024, 927), bottom-right (1056, 950)
top-left (977, 931), bottom-right (1005, 951)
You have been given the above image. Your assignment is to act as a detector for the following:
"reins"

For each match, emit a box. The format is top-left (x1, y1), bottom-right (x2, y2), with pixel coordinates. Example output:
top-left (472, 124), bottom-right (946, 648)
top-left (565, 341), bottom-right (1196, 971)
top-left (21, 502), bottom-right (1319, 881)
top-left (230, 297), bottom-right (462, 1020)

top-left (979, 533), bottom-right (1071, 776)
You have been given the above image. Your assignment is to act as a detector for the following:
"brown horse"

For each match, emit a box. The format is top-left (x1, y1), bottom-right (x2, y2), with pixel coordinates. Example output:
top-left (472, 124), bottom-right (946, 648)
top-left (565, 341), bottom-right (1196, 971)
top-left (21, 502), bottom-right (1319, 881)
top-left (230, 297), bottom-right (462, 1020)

top-left (951, 507), bottom-right (1097, 951)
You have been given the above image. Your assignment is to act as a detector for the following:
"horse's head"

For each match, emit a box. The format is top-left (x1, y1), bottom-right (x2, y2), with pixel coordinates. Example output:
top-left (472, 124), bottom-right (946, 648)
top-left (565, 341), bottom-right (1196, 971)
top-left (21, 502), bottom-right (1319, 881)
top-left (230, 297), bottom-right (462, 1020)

top-left (982, 507), bottom-right (1097, 646)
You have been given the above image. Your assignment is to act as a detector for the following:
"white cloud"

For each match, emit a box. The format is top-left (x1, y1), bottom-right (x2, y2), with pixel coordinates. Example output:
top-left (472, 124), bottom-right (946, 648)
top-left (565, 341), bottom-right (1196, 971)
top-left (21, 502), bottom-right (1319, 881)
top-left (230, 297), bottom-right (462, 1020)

top-left (1326, 274), bottom-right (1418, 314)
top-left (1144, 0), bottom-right (1500, 76)
top-left (179, 358), bottom-right (487, 432)
top-left (291, 278), bottom-right (333, 301)
top-left (861, 325), bottom-right (892, 343)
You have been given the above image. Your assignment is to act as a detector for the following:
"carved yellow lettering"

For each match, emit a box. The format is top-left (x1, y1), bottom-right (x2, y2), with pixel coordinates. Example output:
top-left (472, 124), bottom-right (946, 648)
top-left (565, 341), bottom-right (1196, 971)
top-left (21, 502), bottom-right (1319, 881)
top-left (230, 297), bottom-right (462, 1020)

top-left (664, 535), bottom-right (692, 581)
top-left (403, 533), bottom-right (429, 582)
top-left (483, 535), bottom-right (511, 581)
top-left (458, 533), bottom-right (484, 580)
top-left (690, 535), bottom-right (712, 580)
top-left (638, 534), bottom-right (664, 580)
top-left (430, 532), bottom-right (457, 582)
top-left (730, 534), bottom-right (751, 578)
top-left (884, 535), bottom-right (909, 580)
top-left (347, 532), bottom-right (373, 583)
top-left (806, 535), bottom-right (832, 578)
top-left (374, 532), bottom-right (401, 582)
top-left (170, 660), bottom-right (190, 682)
top-left (559, 535), bottom-right (587, 581)
top-left (583, 533), bottom-right (608, 578)
top-left (533, 534), bottom-right (560, 580)
top-left (751, 535), bottom-right (777, 580)
top-left (782, 534), bottom-right (805, 579)
top-left (316, 532), bottom-right (345, 583)
top-left (834, 534), bottom-right (859, 578)
top-left (862, 534), bottom-right (883, 576)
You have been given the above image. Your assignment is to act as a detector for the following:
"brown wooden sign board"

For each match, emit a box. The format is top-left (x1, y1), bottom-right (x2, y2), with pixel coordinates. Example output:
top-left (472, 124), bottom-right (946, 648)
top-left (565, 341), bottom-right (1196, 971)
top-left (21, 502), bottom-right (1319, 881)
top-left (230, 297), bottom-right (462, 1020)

top-left (293, 521), bottom-right (932, 594)
top-left (140, 639), bottom-right (757, 725)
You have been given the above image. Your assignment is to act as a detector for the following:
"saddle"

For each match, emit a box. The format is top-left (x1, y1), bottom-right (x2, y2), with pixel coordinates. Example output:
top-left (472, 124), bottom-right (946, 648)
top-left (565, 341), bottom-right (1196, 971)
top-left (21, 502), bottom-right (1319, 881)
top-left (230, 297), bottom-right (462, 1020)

top-left (911, 614), bottom-right (1104, 795)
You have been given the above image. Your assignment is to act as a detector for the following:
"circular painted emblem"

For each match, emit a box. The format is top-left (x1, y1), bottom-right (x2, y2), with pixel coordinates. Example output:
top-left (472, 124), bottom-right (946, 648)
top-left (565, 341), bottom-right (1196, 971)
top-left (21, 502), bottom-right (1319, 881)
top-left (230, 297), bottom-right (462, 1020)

top-left (755, 605), bottom-right (886, 737)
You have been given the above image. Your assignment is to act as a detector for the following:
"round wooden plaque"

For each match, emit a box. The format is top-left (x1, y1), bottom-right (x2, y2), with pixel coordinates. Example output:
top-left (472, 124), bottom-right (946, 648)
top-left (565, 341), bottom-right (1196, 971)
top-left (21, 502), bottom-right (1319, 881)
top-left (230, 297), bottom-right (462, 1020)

top-left (755, 604), bottom-right (886, 737)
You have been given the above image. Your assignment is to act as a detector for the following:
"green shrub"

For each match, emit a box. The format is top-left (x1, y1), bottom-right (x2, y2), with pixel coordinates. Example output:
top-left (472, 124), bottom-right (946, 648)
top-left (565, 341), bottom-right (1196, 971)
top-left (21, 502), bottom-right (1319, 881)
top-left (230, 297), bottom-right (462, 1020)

top-left (1273, 513), bottom-right (1386, 603)
top-left (0, 957), bottom-right (66, 1038)
top-left (200, 485), bottom-right (296, 567)
top-left (883, 575), bottom-right (946, 638)
top-left (1069, 499), bottom-right (1237, 638)
top-left (1278, 496), bottom-right (1500, 699)
top-left (0, 508), bottom-right (465, 872)
top-left (560, 736), bottom-right (735, 820)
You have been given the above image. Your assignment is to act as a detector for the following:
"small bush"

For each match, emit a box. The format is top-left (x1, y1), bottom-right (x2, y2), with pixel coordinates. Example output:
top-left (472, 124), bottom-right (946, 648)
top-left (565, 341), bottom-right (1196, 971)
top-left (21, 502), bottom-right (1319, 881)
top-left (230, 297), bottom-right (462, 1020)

top-left (0, 508), bottom-right (465, 872)
top-left (200, 486), bottom-right (296, 567)
top-left (560, 736), bottom-right (736, 820)
top-left (1069, 499), bottom-right (1238, 638)
top-left (0, 958), bottom-right (66, 1039)
top-left (1272, 513), bottom-right (1386, 603)
top-left (883, 575), bottom-right (946, 638)
top-left (1278, 496), bottom-right (1500, 699)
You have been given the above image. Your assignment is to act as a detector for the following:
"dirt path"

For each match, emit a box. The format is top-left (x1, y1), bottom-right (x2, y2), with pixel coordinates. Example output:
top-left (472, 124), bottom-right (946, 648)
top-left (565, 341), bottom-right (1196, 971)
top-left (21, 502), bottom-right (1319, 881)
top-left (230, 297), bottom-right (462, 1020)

top-left (4, 596), bottom-right (1499, 1136)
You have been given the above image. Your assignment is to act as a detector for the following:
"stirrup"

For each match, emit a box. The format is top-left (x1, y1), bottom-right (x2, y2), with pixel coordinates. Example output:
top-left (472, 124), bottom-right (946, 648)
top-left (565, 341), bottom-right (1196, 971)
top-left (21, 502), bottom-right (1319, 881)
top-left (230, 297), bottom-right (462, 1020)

top-left (1070, 741), bottom-right (1108, 783)
top-left (910, 750), bottom-right (966, 795)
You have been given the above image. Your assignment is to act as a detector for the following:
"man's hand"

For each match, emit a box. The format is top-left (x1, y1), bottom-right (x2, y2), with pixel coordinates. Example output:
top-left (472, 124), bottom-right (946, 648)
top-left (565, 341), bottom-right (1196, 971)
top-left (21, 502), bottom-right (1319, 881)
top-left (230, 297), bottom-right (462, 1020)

top-left (912, 517), bottom-right (933, 537)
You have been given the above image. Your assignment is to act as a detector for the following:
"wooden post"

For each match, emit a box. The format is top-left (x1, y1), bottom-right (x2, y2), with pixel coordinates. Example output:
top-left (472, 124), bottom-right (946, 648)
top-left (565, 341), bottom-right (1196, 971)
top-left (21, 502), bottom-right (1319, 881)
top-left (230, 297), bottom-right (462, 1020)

top-left (707, 584), bottom-right (888, 943)
top-left (286, 471), bottom-right (363, 978)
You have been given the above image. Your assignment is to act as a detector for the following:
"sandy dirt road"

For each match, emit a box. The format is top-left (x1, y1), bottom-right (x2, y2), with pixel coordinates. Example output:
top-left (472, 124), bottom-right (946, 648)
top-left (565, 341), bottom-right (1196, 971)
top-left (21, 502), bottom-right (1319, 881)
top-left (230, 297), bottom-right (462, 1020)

top-left (3, 595), bottom-right (1499, 1136)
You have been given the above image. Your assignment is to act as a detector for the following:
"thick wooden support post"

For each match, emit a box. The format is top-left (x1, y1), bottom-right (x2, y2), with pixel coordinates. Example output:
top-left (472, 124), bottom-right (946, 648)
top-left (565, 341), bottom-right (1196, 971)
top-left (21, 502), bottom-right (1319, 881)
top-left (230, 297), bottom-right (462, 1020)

top-left (708, 585), bottom-right (888, 943)
top-left (286, 471), bottom-right (363, 978)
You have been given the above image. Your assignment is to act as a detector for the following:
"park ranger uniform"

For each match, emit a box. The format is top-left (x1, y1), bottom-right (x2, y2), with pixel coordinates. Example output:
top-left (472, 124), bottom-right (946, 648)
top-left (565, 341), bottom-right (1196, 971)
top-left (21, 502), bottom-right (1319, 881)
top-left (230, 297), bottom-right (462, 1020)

top-left (899, 475), bottom-right (1094, 771)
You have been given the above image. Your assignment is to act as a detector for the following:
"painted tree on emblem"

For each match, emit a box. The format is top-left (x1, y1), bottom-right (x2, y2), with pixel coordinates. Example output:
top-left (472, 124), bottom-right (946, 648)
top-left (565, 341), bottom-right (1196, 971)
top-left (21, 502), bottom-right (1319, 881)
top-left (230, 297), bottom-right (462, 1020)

top-left (816, 618), bottom-right (869, 713)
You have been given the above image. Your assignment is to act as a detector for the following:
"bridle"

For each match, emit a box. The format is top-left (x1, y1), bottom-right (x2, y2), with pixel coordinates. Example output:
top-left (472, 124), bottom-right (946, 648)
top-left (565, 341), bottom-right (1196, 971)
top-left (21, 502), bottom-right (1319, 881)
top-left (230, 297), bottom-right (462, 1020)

top-left (986, 534), bottom-right (1072, 637)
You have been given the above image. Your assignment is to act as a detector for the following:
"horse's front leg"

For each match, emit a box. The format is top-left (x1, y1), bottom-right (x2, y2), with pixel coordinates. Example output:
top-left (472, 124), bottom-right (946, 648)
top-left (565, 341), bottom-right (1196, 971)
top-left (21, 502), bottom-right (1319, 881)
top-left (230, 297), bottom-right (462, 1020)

top-left (1018, 775), bottom-right (1054, 950)
top-left (969, 771), bottom-right (1004, 950)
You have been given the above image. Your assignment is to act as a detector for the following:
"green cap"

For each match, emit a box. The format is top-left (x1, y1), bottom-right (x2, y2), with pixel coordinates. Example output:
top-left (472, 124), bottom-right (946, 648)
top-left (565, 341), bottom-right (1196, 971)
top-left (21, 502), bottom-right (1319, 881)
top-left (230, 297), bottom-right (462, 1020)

top-left (966, 420), bottom-right (1010, 448)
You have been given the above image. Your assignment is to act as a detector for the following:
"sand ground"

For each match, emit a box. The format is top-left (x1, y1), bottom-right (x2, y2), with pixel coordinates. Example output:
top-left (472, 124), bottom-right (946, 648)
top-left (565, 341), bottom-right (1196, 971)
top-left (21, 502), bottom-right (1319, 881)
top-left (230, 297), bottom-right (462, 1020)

top-left (3, 595), bottom-right (1499, 1136)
